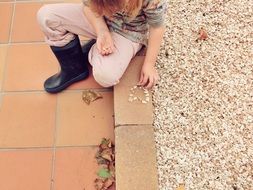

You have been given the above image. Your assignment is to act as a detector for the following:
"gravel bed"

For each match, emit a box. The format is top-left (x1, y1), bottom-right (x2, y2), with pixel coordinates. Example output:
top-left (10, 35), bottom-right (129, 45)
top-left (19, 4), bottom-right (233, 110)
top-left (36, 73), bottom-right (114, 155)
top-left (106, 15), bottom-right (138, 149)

top-left (153, 0), bottom-right (253, 189)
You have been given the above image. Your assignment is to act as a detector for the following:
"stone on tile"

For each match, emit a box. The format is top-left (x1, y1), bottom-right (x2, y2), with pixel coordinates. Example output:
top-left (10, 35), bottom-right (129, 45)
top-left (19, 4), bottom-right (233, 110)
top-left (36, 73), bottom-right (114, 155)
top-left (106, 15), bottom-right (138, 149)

top-left (114, 56), bottom-right (153, 126)
top-left (115, 125), bottom-right (159, 190)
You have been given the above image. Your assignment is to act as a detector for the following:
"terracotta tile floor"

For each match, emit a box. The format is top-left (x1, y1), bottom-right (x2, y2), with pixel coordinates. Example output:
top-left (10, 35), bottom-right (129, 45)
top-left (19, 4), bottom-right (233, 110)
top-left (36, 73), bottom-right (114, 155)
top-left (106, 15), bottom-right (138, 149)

top-left (0, 0), bottom-right (115, 189)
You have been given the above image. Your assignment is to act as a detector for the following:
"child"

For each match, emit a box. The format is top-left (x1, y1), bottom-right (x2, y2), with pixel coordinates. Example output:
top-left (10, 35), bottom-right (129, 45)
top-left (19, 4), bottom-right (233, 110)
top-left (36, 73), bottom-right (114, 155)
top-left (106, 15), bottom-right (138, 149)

top-left (37, 0), bottom-right (167, 93)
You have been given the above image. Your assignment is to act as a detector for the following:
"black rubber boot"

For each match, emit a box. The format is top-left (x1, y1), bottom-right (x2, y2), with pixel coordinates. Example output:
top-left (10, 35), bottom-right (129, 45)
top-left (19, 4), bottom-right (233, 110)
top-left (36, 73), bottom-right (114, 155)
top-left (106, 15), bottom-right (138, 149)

top-left (44, 34), bottom-right (90, 93)
top-left (81, 39), bottom-right (96, 59)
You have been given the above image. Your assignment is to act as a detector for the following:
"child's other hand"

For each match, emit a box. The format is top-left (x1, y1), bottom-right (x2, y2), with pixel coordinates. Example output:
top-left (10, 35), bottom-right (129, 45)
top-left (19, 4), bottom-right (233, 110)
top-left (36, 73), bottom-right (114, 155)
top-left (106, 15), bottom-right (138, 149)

top-left (96, 31), bottom-right (115, 56)
top-left (137, 63), bottom-right (159, 89)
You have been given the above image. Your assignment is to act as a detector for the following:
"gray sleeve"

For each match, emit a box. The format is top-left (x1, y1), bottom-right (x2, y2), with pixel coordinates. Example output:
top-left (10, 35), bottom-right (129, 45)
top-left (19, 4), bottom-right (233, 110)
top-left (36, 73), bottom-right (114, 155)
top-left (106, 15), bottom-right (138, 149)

top-left (143, 0), bottom-right (168, 27)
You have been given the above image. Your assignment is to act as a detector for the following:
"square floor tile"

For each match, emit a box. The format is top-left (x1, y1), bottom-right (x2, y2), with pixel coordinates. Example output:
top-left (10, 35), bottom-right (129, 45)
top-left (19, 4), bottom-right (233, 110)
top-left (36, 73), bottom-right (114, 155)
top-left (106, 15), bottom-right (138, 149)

top-left (0, 149), bottom-right (52, 190)
top-left (0, 93), bottom-right (56, 148)
top-left (0, 45), bottom-right (8, 91)
top-left (3, 44), bottom-right (58, 91)
top-left (53, 147), bottom-right (99, 190)
top-left (56, 91), bottom-right (115, 146)
top-left (11, 2), bottom-right (45, 42)
top-left (0, 3), bottom-right (13, 43)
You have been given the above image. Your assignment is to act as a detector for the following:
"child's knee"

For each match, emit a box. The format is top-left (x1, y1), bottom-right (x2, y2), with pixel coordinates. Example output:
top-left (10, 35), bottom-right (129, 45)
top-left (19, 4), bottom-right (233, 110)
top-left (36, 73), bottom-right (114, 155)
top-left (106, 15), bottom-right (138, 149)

top-left (37, 5), bottom-right (50, 26)
top-left (92, 67), bottom-right (120, 87)
top-left (37, 5), bottom-right (57, 29)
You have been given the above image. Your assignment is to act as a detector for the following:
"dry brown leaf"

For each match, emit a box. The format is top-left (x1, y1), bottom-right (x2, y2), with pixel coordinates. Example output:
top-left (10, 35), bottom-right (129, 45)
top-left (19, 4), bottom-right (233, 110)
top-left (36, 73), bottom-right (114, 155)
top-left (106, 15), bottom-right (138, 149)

top-left (94, 178), bottom-right (105, 190)
top-left (103, 178), bottom-right (114, 188)
top-left (96, 157), bottom-right (109, 165)
top-left (94, 138), bottom-right (115, 190)
top-left (108, 161), bottom-right (114, 171)
top-left (101, 153), bottom-right (112, 161)
top-left (82, 90), bottom-right (103, 105)
top-left (197, 27), bottom-right (208, 41)
top-left (100, 163), bottom-right (109, 169)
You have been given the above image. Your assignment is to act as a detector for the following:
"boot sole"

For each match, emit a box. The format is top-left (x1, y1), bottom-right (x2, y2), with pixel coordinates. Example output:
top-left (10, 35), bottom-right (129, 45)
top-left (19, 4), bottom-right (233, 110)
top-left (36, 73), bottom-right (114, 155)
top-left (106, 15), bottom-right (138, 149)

top-left (44, 72), bottom-right (89, 93)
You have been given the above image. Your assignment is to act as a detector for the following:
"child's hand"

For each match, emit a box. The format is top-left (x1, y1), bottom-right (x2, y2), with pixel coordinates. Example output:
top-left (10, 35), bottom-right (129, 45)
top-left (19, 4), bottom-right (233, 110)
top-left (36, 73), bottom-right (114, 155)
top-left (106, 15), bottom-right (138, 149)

top-left (96, 31), bottom-right (115, 56)
top-left (137, 63), bottom-right (159, 89)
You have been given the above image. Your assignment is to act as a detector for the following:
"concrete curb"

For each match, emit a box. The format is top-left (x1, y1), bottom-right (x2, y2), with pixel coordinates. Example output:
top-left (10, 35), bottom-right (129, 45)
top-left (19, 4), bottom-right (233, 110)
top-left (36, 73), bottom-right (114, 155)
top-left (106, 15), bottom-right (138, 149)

top-left (113, 56), bottom-right (159, 190)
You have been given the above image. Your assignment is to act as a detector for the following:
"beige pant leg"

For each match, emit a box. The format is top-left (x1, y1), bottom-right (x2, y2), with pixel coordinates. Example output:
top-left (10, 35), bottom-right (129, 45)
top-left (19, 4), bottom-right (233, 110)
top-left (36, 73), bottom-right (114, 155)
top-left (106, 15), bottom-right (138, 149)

top-left (36, 3), bottom-right (96, 47)
top-left (89, 32), bottom-right (143, 87)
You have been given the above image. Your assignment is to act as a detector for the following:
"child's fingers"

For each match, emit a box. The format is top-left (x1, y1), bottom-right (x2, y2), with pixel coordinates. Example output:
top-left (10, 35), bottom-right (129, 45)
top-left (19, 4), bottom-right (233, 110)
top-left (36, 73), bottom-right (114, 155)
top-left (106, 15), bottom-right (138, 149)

top-left (96, 43), bottom-right (104, 54)
top-left (106, 47), bottom-right (112, 54)
top-left (111, 44), bottom-right (116, 53)
top-left (105, 49), bottom-right (110, 55)
top-left (101, 47), bottom-right (107, 56)
top-left (146, 76), bottom-right (154, 89)
top-left (140, 74), bottom-right (149, 86)
top-left (102, 46), bottom-right (115, 55)
top-left (138, 72), bottom-right (144, 84)
top-left (110, 43), bottom-right (116, 53)
top-left (109, 46), bottom-right (114, 53)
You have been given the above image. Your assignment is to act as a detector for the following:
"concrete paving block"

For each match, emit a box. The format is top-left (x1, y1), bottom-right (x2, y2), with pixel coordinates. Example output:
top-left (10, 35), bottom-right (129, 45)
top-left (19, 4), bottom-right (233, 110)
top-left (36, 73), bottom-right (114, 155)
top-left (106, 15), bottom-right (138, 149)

top-left (115, 125), bottom-right (159, 190)
top-left (114, 56), bottom-right (153, 126)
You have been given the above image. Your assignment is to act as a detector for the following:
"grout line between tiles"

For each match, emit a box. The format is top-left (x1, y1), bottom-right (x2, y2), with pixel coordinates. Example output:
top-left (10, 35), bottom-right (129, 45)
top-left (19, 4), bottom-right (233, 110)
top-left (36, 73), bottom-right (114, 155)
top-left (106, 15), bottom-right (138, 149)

top-left (1, 88), bottom-right (112, 94)
top-left (0, 45), bottom-right (7, 94)
top-left (0, 1), bottom-right (13, 3)
top-left (115, 124), bottom-right (152, 128)
top-left (0, 94), bottom-right (2, 110)
top-left (8, 0), bottom-right (16, 43)
top-left (0, 0), bottom-right (80, 4)
top-left (0, 0), bottom-right (62, 3)
top-left (0, 147), bottom-right (53, 151)
top-left (50, 93), bottom-right (58, 190)
top-left (0, 46), bottom-right (10, 97)
top-left (0, 39), bottom-right (90, 45)
top-left (0, 145), bottom-right (99, 151)
top-left (4, 41), bottom-right (46, 45)
top-left (0, 1), bottom-right (15, 93)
